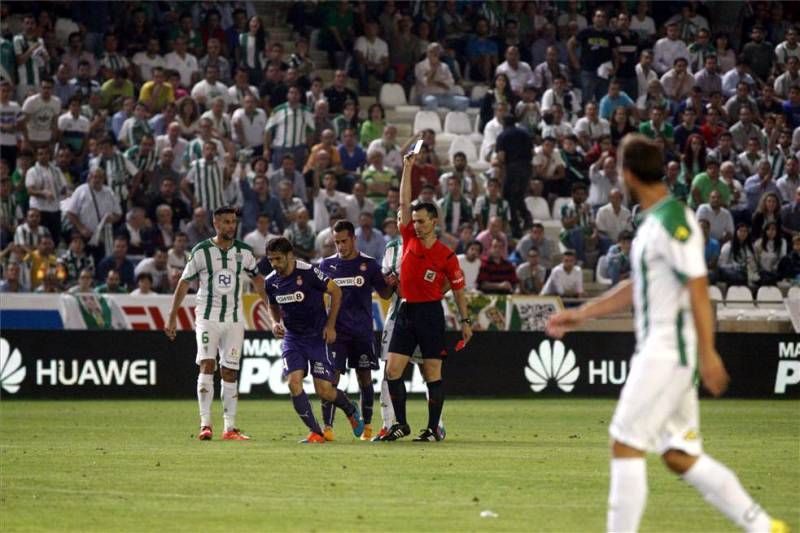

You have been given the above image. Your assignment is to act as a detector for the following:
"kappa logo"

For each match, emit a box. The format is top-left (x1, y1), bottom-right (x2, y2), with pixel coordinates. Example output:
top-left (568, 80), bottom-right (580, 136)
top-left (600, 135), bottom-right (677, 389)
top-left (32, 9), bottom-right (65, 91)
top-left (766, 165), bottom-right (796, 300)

top-left (524, 340), bottom-right (580, 393)
top-left (0, 337), bottom-right (26, 394)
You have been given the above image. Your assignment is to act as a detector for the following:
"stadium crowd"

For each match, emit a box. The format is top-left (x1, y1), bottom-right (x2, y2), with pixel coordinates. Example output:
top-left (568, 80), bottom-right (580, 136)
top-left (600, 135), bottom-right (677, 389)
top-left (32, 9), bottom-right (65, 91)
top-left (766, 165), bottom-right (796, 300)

top-left (0, 0), bottom-right (799, 300)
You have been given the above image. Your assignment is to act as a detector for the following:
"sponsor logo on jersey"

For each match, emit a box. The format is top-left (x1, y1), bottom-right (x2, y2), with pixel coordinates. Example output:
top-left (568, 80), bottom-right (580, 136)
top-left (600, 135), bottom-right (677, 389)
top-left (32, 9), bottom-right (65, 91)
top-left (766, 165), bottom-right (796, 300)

top-left (423, 269), bottom-right (436, 282)
top-left (296, 275), bottom-right (303, 286)
top-left (524, 339), bottom-right (580, 393)
top-left (359, 263), bottom-right (367, 271)
top-left (214, 268), bottom-right (235, 295)
top-left (0, 337), bottom-right (26, 394)
top-left (674, 225), bottom-right (690, 241)
top-left (275, 291), bottom-right (305, 304)
top-left (333, 276), bottom-right (365, 287)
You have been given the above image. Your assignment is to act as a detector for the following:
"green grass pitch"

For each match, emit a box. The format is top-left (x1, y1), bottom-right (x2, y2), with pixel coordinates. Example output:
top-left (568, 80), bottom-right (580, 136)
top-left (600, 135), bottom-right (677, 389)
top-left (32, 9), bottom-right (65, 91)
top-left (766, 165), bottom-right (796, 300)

top-left (1, 399), bottom-right (798, 532)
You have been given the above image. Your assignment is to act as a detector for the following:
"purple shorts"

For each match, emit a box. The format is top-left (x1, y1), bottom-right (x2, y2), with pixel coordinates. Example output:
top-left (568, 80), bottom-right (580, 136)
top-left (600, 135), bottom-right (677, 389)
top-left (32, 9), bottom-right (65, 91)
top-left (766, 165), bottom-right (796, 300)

top-left (329, 335), bottom-right (378, 372)
top-left (282, 336), bottom-right (336, 382)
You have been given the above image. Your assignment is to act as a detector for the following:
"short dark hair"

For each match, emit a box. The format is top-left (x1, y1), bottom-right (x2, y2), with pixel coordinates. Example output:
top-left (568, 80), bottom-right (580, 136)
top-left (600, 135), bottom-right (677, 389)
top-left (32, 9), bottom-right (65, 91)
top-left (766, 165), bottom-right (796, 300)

top-left (563, 250), bottom-right (576, 257)
top-left (411, 202), bottom-right (438, 219)
top-left (467, 240), bottom-right (484, 253)
top-left (213, 206), bottom-right (239, 217)
top-left (571, 182), bottom-right (588, 193)
top-left (618, 134), bottom-right (664, 183)
top-left (136, 272), bottom-right (153, 283)
top-left (618, 231), bottom-right (634, 242)
top-left (266, 237), bottom-right (293, 254)
top-left (333, 219), bottom-right (355, 235)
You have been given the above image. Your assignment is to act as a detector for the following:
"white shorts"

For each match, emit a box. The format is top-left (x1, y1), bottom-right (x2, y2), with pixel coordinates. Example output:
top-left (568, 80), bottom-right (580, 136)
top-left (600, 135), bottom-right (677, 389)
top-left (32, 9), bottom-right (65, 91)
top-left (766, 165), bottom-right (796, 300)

top-left (195, 318), bottom-right (245, 370)
top-left (609, 355), bottom-right (702, 456)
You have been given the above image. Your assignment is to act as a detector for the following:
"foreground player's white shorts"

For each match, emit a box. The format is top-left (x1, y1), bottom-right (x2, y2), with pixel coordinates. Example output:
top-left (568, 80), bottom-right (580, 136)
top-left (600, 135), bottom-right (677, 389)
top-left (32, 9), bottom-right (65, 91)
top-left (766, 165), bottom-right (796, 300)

top-left (609, 355), bottom-right (703, 456)
top-left (195, 318), bottom-right (245, 370)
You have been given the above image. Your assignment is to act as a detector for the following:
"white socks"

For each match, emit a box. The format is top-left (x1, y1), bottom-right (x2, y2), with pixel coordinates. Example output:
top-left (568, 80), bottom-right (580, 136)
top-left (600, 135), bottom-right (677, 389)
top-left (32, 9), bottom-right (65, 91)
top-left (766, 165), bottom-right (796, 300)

top-left (197, 373), bottom-right (213, 428)
top-left (607, 458), bottom-right (648, 533)
top-left (221, 380), bottom-right (238, 432)
top-left (682, 454), bottom-right (771, 532)
top-left (379, 378), bottom-right (395, 430)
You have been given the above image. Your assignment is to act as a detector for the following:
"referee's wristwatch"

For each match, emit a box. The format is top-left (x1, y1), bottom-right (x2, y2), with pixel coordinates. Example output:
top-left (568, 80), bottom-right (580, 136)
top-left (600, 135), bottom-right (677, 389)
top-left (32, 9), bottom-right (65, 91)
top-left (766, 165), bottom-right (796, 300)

top-left (460, 318), bottom-right (472, 325)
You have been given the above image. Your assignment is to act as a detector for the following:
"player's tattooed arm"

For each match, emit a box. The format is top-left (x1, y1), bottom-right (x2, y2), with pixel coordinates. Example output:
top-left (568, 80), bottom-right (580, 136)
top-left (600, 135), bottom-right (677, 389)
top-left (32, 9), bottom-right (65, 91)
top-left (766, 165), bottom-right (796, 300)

top-left (165, 279), bottom-right (191, 340)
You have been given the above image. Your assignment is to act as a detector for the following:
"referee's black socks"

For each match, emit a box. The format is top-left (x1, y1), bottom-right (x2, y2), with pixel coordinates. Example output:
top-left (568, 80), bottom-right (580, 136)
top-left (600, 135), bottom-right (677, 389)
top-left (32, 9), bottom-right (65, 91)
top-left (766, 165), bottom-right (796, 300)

top-left (387, 378), bottom-right (407, 425)
top-left (426, 380), bottom-right (444, 432)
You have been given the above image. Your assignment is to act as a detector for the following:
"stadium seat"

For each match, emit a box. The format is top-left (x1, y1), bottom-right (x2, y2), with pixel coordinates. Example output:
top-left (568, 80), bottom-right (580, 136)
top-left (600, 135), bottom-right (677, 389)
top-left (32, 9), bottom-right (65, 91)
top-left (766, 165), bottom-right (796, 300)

top-left (756, 286), bottom-right (785, 311)
top-left (596, 255), bottom-right (612, 286)
top-left (447, 135), bottom-right (489, 171)
top-left (379, 83), bottom-right (407, 107)
top-left (708, 285), bottom-right (723, 302)
top-left (788, 286), bottom-right (800, 300)
top-left (551, 197), bottom-right (571, 221)
top-left (725, 285), bottom-right (755, 308)
top-left (525, 196), bottom-right (551, 221)
top-left (470, 84), bottom-right (489, 104)
top-left (413, 110), bottom-right (442, 134)
top-left (443, 112), bottom-right (472, 136)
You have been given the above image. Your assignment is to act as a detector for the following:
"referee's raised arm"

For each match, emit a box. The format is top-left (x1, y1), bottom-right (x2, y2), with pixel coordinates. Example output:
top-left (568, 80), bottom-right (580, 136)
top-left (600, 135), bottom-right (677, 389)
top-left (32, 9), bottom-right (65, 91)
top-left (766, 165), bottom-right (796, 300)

top-left (398, 152), bottom-right (416, 227)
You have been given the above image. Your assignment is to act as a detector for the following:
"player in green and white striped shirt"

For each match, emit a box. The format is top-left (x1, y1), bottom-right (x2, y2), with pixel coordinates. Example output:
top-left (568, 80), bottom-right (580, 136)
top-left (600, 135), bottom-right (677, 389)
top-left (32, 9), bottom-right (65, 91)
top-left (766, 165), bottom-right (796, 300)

top-left (183, 140), bottom-right (226, 215)
top-left (547, 135), bottom-right (787, 533)
top-left (166, 205), bottom-right (267, 441)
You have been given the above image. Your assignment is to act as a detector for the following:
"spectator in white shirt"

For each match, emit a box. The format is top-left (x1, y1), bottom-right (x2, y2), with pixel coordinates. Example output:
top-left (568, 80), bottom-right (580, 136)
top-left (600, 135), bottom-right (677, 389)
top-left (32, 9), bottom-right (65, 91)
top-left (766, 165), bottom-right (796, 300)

top-left (541, 250), bottom-right (584, 297)
top-left (134, 247), bottom-right (170, 293)
top-left (65, 167), bottom-right (122, 244)
top-left (696, 189), bottom-right (735, 243)
top-left (313, 171), bottom-right (357, 232)
top-left (190, 65), bottom-right (229, 108)
top-left (495, 46), bottom-right (534, 96)
top-left (414, 42), bottom-right (469, 111)
top-left (244, 213), bottom-right (280, 257)
top-left (574, 101), bottom-right (610, 151)
top-left (156, 122), bottom-right (189, 173)
top-left (164, 37), bottom-right (199, 89)
top-left (231, 94), bottom-right (267, 155)
top-left (479, 101), bottom-right (508, 162)
top-left (588, 152), bottom-right (619, 209)
top-left (595, 188), bottom-right (632, 242)
top-left (653, 22), bottom-right (690, 75)
top-left (457, 240), bottom-right (483, 291)
top-left (635, 50), bottom-right (658, 99)
top-left (26, 145), bottom-right (68, 244)
top-left (352, 21), bottom-right (390, 94)
top-left (132, 37), bottom-right (165, 82)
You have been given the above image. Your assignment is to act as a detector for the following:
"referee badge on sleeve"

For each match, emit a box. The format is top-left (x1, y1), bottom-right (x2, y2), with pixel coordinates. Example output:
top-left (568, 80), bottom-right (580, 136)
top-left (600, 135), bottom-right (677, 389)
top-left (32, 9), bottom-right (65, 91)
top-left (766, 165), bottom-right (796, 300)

top-left (423, 269), bottom-right (436, 282)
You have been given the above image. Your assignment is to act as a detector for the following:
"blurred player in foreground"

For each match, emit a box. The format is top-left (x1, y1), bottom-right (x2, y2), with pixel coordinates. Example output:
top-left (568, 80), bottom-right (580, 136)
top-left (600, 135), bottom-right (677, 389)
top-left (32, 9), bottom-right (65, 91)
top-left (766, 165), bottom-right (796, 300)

top-left (166, 206), bottom-right (264, 441)
top-left (319, 220), bottom-right (394, 441)
top-left (264, 237), bottom-right (364, 444)
top-left (547, 135), bottom-right (787, 533)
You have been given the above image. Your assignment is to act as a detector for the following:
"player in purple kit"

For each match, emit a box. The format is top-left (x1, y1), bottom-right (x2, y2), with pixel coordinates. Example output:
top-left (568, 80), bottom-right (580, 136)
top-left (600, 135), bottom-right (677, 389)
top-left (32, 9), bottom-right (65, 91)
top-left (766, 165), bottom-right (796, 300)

top-left (264, 237), bottom-right (364, 443)
top-left (319, 220), bottom-right (395, 441)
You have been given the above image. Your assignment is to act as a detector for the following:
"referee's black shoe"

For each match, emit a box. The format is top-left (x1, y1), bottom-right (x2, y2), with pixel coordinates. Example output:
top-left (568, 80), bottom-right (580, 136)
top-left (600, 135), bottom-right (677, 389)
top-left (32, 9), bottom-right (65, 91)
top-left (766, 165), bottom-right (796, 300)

top-left (412, 428), bottom-right (442, 442)
top-left (379, 423), bottom-right (410, 441)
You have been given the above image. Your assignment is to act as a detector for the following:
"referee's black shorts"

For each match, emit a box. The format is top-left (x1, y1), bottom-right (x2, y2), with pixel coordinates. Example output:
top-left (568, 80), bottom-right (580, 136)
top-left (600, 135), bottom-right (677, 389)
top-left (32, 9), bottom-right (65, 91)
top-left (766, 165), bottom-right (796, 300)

top-left (387, 300), bottom-right (446, 359)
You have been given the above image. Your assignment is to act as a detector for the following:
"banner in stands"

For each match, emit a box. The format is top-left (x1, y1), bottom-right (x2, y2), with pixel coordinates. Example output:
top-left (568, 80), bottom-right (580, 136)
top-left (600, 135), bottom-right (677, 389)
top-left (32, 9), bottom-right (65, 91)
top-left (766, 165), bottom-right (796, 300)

top-left (1, 294), bottom-right (560, 332)
top-left (1, 331), bottom-right (796, 399)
